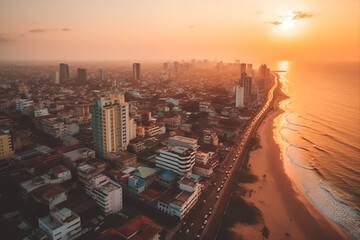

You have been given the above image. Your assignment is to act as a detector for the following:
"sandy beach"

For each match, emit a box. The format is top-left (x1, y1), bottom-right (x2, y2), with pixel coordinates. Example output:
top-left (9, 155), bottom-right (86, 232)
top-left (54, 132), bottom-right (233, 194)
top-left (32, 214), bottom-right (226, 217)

top-left (230, 87), bottom-right (349, 240)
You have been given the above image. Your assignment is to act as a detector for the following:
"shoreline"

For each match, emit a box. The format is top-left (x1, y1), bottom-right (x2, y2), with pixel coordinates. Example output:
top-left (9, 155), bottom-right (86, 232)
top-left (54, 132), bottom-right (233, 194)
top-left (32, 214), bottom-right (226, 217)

top-left (229, 82), bottom-right (349, 239)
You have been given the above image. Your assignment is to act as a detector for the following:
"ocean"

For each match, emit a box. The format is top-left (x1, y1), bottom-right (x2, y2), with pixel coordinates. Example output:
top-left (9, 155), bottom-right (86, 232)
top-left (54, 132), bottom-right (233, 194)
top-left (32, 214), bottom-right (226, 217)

top-left (274, 61), bottom-right (360, 238)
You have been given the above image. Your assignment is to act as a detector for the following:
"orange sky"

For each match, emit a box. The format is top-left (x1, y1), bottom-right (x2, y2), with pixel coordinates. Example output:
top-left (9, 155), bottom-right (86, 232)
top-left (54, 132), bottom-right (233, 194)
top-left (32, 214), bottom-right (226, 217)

top-left (0, 0), bottom-right (359, 62)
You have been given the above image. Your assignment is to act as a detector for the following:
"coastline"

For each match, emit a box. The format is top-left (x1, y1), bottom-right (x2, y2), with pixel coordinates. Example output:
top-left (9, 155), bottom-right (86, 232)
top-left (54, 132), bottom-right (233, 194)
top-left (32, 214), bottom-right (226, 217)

top-left (229, 83), bottom-right (349, 239)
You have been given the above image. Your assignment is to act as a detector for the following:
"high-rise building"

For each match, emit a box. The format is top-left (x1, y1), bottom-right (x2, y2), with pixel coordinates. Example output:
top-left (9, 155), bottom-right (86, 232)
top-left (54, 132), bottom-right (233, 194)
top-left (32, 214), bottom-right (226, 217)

top-left (99, 68), bottom-right (106, 81)
top-left (174, 61), bottom-right (179, 75)
top-left (247, 63), bottom-right (253, 77)
top-left (133, 63), bottom-right (140, 81)
top-left (235, 85), bottom-right (245, 108)
top-left (259, 64), bottom-right (268, 79)
top-left (77, 68), bottom-right (87, 82)
top-left (240, 72), bottom-right (252, 106)
top-left (92, 93), bottom-right (130, 158)
top-left (59, 63), bottom-right (69, 82)
top-left (53, 71), bottom-right (59, 84)
top-left (240, 63), bottom-right (247, 75)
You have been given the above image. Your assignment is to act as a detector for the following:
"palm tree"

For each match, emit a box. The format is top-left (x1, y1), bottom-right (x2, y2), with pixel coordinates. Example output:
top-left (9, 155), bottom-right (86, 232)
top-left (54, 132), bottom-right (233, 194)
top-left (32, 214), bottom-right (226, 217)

top-left (260, 226), bottom-right (270, 239)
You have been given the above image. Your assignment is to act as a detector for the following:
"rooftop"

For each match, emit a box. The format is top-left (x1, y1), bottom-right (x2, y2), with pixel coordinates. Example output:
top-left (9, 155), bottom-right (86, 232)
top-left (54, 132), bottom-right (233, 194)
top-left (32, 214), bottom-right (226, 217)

top-left (133, 166), bottom-right (157, 179)
top-left (39, 208), bottom-right (79, 230)
top-left (169, 135), bottom-right (197, 144)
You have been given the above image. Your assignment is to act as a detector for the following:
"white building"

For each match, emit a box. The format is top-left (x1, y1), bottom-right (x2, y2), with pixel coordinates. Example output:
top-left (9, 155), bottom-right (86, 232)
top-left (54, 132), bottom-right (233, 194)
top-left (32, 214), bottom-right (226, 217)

top-left (157, 177), bottom-right (200, 220)
top-left (16, 99), bottom-right (34, 112)
top-left (34, 108), bottom-right (50, 117)
top-left (235, 85), bottom-right (245, 108)
top-left (53, 71), bottom-right (60, 84)
top-left (85, 174), bottom-right (123, 215)
top-left (38, 207), bottom-right (81, 240)
top-left (155, 146), bottom-right (195, 176)
top-left (39, 118), bottom-right (79, 139)
top-left (168, 136), bottom-right (198, 151)
top-left (203, 129), bottom-right (219, 145)
top-left (129, 118), bottom-right (137, 140)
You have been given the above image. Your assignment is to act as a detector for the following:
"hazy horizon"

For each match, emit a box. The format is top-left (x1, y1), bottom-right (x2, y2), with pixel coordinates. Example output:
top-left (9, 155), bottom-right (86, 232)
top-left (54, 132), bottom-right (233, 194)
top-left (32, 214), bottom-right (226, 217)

top-left (1, 0), bottom-right (359, 63)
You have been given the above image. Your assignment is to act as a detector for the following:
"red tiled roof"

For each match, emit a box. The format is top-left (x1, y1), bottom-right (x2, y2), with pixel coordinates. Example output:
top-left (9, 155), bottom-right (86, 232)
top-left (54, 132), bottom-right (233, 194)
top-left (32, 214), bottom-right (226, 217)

top-left (117, 215), bottom-right (162, 240)
top-left (51, 164), bottom-right (69, 174)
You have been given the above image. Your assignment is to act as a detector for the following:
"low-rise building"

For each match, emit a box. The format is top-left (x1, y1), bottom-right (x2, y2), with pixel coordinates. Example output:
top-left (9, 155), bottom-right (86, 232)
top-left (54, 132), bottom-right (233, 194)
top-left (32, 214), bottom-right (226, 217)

top-left (85, 174), bottom-right (123, 215)
top-left (107, 151), bottom-right (137, 169)
top-left (38, 207), bottom-right (81, 240)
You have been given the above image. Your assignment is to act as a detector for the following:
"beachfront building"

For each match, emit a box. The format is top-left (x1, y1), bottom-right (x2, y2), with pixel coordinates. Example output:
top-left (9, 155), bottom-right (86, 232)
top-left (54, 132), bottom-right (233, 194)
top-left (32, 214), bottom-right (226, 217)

top-left (38, 207), bottom-right (81, 240)
top-left (85, 174), bottom-right (123, 215)
top-left (157, 177), bottom-right (200, 220)
top-left (155, 146), bottom-right (196, 176)
top-left (168, 136), bottom-right (198, 151)
top-left (92, 93), bottom-right (130, 158)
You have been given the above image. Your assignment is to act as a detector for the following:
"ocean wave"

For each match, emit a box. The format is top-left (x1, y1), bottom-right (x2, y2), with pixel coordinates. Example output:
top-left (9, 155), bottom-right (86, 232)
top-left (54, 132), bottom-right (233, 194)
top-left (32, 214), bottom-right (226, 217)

top-left (302, 175), bottom-right (360, 239)
top-left (313, 144), bottom-right (328, 153)
top-left (286, 146), bottom-right (314, 170)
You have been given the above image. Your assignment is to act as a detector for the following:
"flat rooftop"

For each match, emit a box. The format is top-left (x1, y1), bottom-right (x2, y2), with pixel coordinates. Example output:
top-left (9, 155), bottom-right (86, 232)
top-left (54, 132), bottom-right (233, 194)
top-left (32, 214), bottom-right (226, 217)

top-left (169, 135), bottom-right (197, 144)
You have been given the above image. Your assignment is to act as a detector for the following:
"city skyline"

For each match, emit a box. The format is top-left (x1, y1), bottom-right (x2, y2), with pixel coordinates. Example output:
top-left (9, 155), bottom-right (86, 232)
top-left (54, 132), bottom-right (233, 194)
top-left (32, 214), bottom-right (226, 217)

top-left (0, 0), bottom-right (359, 62)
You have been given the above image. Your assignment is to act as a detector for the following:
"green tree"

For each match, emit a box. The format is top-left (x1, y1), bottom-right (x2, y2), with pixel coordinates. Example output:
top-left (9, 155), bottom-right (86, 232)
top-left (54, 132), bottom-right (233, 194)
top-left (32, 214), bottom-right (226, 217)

top-left (260, 226), bottom-right (270, 240)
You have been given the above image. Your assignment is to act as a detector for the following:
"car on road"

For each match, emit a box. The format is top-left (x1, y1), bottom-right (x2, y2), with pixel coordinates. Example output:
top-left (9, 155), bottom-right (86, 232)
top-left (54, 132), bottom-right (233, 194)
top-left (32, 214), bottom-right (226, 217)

top-left (190, 223), bottom-right (194, 228)
top-left (209, 207), bottom-right (213, 211)
top-left (201, 225), bottom-right (205, 230)
top-left (196, 235), bottom-right (201, 239)
top-left (186, 229), bottom-right (190, 234)
top-left (204, 214), bottom-right (208, 219)
top-left (216, 195), bottom-right (219, 199)
top-left (217, 188), bottom-right (221, 192)
top-left (208, 211), bottom-right (212, 215)
top-left (204, 220), bottom-right (208, 225)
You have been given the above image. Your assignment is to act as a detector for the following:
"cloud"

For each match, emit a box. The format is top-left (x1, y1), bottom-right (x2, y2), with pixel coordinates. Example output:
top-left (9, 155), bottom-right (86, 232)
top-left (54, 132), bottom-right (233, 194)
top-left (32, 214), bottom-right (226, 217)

top-left (188, 25), bottom-right (194, 30)
top-left (270, 21), bottom-right (283, 26)
top-left (61, 28), bottom-right (71, 31)
top-left (292, 11), bottom-right (314, 20)
top-left (0, 36), bottom-right (13, 42)
top-left (29, 28), bottom-right (48, 33)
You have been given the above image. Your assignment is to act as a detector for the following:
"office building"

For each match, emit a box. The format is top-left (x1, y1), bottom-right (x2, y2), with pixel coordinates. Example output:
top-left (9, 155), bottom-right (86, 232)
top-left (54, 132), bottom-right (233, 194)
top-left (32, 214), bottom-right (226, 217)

top-left (92, 93), bottom-right (130, 158)
top-left (38, 207), bottom-right (81, 240)
top-left (77, 68), bottom-right (87, 82)
top-left (240, 63), bottom-right (247, 75)
top-left (85, 174), bottom-right (123, 215)
top-left (133, 63), bottom-right (141, 81)
top-left (59, 63), bottom-right (69, 82)
top-left (247, 63), bottom-right (253, 77)
top-left (155, 146), bottom-right (195, 176)
top-left (99, 68), bottom-right (106, 81)
top-left (168, 136), bottom-right (198, 151)
top-left (235, 85), bottom-right (245, 108)
top-left (53, 71), bottom-right (59, 84)
top-left (240, 72), bottom-right (252, 106)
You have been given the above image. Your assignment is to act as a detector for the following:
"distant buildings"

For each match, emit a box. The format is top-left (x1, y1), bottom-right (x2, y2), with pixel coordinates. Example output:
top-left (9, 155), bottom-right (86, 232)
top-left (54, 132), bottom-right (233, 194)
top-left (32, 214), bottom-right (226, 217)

top-left (77, 68), bottom-right (87, 82)
top-left (240, 63), bottom-right (247, 75)
top-left (247, 63), bottom-right (253, 77)
top-left (133, 63), bottom-right (141, 81)
top-left (53, 71), bottom-right (60, 84)
top-left (240, 72), bottom-right (252, 106)
top-left (99, 68), bottom-right (106, 81)
top-left (85, 174), bottom-right (123, 215)
top-left (38, 207), bottom-right (81, 240)
top-left (235, 85), bottom-right (245, 108)
top-left (59, 63), bottom-right (69, 82)
top-left (92, 93), bottom-right (130, 158)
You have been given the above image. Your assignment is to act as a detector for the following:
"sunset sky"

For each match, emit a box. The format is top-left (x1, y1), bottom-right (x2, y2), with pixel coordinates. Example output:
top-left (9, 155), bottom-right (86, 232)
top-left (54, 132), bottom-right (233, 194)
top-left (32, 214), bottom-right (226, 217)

top-left (0, 0), bottom-right (359, 62)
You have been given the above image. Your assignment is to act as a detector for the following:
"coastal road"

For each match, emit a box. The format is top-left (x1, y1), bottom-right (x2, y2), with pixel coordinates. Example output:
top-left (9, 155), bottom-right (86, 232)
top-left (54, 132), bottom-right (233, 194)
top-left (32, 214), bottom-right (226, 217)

top-left (170, 74), bottom-right (278, 240)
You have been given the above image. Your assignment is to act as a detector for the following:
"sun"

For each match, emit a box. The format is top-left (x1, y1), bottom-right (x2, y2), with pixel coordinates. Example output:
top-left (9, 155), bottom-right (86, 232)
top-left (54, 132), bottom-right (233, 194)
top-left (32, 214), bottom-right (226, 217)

top-left (277, 10), bottom-right (297, 30)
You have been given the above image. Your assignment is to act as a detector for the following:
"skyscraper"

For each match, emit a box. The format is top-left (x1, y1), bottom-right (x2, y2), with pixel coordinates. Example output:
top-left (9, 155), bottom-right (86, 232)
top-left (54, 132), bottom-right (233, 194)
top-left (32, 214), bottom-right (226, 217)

top-left (235, 85), bottom-right (245, 108)
top-left (77, 68), bottom-right (87, 82)
top-left (99, 68), bottom-right (106, 81)
top-left (240, 63), bottom-right (247, 75)
top-left (59, 63), bottom-right (69, 82)
top-left (240, 72), bottom-right (252, 106)
top-left (53, 71), bottom-right (60, 84)
top-left (247, 63), bottom-right (253, 77)
top-left (133, 63), bottom-right (140, 81)
top-left (92, 93), bottom-right (130, 158)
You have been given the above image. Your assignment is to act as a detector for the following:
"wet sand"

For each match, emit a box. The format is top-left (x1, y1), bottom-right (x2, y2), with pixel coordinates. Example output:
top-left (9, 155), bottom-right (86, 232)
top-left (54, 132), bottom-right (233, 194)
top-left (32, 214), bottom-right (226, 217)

top-left (232, 88), bottom-right (348, 240)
